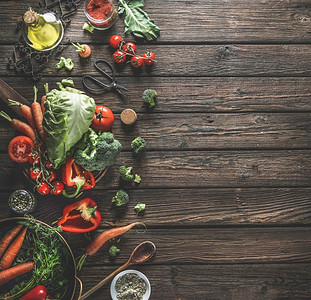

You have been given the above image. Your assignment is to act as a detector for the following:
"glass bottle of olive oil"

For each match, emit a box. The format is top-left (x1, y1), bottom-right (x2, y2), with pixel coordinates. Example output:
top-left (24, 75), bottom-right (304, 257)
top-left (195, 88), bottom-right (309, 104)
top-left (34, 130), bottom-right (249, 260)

top-left (23, 10), bottom-right (63, 51)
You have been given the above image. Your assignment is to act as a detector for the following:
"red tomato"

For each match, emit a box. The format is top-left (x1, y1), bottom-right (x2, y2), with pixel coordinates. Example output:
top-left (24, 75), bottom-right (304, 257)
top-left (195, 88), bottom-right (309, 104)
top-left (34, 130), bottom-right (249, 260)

top-left (51, 181), bottom-right (64, 195)
top-left (130, 55), bottom-right (144, 68)
top-left (29, 167), bottom-right (42, 181)
top-left (143, 51), bottom-right (156, 65)
top-left (109, 35), bottom-right (123, 48)
top-left (27, 152), bottom-right (40, 165)
top-left (122, 42), bottom-right (136, 54)
top-left (47, 170), bottom-right (56, 182)
top-left (36, 182), bottom-right (50, 195)
top-left (91, 105), bottom-right (115, 132)
top-left (8, 136), bottom-right (33, 163)
top-left (45, 161), bottom-right (53, 169)
top-left (113, 50), bottom-right (127, 64)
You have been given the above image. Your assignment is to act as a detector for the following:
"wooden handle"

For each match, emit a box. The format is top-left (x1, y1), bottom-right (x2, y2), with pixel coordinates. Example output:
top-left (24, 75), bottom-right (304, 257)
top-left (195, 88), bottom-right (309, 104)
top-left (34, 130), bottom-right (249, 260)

top-left (79, 262), bottom-right (131, 300)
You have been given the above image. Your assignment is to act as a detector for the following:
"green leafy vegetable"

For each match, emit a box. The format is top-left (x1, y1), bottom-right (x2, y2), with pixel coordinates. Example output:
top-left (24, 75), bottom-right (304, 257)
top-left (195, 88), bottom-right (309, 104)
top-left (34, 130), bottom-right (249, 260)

top-left (134, 174), bottom-right (141, 184)
top-left (109, 245), bottom-right (120, 257)
top-left (74, 129), bottom-right (122, 171)
top-left (134, 203), bottom-right (146, 213)
top-left (119, 165), bottom-right (133, 181)
top-left (43, 88), bottom-right (95, 168)
top-left (112, 190), bottom-right (130, 207)
top-left (131, 137), bottom-right (146, 153)
top-left (0, 216), bottom-right (70, 300)
top-left (56, 57), bottom-right (74, 71)
top-left (118, 0), bottom-right (160, 41)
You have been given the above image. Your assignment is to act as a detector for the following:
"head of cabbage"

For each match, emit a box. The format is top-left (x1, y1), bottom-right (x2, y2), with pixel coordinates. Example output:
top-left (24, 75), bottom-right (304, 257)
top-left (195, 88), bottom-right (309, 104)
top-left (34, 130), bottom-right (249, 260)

top-left (43, 88), bottom-right (95, 169)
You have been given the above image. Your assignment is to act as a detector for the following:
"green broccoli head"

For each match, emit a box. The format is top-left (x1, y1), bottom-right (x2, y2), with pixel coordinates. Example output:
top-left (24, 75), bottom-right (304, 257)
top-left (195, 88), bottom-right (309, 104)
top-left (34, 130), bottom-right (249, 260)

top-left (119, 165), bottom-right (133, 181)
top-left (131, 137), bottom-right (146, 153)
top-left (74, 130), bottom-right (122, 171)
top-left (112, 190), bottom-right (129, 206)
top-left (142, 89), bottom-right (157, 108)
top-left (109, 245), bottom-right (120, 257)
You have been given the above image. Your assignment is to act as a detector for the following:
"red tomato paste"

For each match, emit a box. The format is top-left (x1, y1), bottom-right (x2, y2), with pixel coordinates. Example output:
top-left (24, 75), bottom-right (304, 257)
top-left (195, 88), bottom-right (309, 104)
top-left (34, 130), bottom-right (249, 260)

top-left (87, 0), bottom-right (112, 20)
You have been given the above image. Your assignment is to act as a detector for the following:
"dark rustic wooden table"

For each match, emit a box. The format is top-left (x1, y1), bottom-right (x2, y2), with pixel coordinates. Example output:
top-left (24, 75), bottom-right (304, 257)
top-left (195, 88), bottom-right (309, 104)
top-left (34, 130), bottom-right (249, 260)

top-left (1, 0), bottom-right (311, 299)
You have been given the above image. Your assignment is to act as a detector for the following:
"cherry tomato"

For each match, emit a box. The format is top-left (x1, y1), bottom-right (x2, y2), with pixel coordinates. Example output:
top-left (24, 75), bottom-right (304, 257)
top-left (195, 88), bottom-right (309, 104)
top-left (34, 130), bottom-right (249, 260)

top-left (45, 161), bottom-right (53, 169)
top-left (51, 181), bottom-right (64, 195)
top-left (143, 51), bottom-right (156, 65)
top-left (47, 170), bottom-right (56, 182)
top-left (91, 105), bottom-right (115, 132)
top-left (28, 152), bottom-right (40, 166)
top-left (109, 35), bottom-right (123, 48)
top-left (29, 167), bottom-right (42, 181)
top-left (36, 182), bottom-right (50, 195)
top-left (8, 136), bottom-right (33, 163)
top-left (113, 50), bottom-right (127, 64)
top-left (130, 55), bottom-right (144, 68)
top-left (122, 42), bottom-right (136, 55)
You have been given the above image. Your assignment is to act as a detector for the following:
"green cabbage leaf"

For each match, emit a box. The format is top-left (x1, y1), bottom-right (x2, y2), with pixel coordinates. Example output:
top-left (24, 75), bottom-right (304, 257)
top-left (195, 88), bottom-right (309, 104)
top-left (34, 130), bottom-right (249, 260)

top-left (43, 89), bottom-right (95, 168)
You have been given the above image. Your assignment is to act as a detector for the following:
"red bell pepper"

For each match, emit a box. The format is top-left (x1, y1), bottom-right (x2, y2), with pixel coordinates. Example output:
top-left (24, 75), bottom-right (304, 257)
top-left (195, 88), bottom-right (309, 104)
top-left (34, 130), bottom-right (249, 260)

top-left (62, 157), bottom-right (95, 198)
top-left (58, 198), bottom-right (101, 233)
top-left (21, 285), bottom-right (50, 300)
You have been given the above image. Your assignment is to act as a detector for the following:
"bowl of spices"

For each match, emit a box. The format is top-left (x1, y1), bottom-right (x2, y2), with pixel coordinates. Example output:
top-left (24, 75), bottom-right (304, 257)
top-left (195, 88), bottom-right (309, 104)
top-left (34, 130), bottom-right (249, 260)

top-left (110, 269), bottom-right (151, 300)
top-left (84, 0), bottom-right (118, 30)
top-left (8, 189), bottom-right (37, 215)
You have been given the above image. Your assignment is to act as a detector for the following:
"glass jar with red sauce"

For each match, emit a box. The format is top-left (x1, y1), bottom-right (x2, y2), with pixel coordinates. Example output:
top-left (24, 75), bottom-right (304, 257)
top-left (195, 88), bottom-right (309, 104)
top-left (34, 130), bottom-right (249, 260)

top-left (84, 0), bottom-right (118, 30)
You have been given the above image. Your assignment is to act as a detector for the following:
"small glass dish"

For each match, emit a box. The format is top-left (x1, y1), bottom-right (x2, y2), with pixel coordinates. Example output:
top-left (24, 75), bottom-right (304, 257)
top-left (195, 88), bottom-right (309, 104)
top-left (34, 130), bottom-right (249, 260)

top-left (84, 0), bottom-right (118, 30)
top-left (8, 190), bottom-right (37, 215)
top-left (110, 270), bottom-right (151, 300)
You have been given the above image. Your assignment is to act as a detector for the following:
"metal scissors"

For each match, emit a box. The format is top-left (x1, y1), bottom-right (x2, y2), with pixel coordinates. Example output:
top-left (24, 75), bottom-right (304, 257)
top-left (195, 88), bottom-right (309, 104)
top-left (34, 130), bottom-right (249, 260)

top-left (82, 59), bottom-right (128, 96)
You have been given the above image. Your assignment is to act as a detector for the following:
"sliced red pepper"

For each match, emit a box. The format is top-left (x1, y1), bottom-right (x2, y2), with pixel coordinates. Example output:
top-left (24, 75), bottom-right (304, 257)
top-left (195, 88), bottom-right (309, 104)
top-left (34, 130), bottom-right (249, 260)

top-left (58, 198), bottom-right (101, 233)
top-left (62, 157), bottom-right (95, 198)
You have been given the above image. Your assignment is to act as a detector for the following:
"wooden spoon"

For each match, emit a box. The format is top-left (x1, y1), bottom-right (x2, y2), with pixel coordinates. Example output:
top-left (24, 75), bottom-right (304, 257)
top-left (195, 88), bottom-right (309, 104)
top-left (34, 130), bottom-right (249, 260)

top-left (79, 241), bottom-right (156, 300)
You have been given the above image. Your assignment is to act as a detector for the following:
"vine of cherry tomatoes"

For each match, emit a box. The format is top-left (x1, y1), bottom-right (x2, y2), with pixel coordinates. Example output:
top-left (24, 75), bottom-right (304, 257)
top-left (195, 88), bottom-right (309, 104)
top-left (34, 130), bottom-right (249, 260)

top-left (109, 35), bottom-right (156, 68)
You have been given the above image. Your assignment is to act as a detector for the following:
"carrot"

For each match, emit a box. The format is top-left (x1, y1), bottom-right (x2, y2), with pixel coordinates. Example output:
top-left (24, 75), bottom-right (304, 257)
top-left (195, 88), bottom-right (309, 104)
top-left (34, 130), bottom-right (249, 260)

top-left (0, 225), bottom-right (23, 259)
top-left (7, 99), bottom-right (36, 129)
top-left (72, 43), bottom-right (92, 58)
top-left (0, 227), bottom-right (27, 271)
top-left (0, 111), bottom-right (36, 142)
top-left (41, 83), bottom-right (49, 113)
top-left (77, 222), bottom-right (143, 271)
top-left (31, 86), bottom-right (44, 140)
top-left (0, 261), bottom-right (34, 285)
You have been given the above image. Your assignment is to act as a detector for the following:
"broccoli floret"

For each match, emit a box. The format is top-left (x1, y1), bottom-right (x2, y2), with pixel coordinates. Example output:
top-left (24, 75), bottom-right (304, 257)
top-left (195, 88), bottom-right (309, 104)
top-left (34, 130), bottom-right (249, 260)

top-left (109, 245), bottom-right (120, 257)
top-left (131, 137), bottom-right (146, 153)
top-left (119, 165), bottom-right (133, 181)
top-left (134, 174), bottom-right (141, 184)
top-left (74, 130), bottom-right (122, 171)
top-left (134, 203), bottom-right (146, 214)
top-left (142, 89), bottom-right (157, 108)
top-left (112, 190), bottom-right (129, 207)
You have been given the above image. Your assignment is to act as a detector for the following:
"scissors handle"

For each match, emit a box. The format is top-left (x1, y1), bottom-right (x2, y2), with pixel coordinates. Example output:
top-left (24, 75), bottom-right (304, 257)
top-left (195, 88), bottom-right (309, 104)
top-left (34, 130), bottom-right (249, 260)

top-left (82, 75), bottom-right (110, 93)
top-left (94, 59), bottom-right (115, 82)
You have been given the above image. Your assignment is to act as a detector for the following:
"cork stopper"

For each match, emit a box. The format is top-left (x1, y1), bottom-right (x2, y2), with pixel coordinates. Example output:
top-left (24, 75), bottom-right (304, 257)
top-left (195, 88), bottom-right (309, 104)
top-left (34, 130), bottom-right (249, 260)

top-left (120, 109), bottom-right (137, 125)
top-left (23, 11), bottom-right (38, 25)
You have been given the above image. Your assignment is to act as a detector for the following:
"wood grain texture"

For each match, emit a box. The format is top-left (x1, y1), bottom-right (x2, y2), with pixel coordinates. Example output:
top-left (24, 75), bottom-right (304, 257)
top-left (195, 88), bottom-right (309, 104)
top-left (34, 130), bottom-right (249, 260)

top-left (1, 0), bottom-right (311, 43)
top-left (1, 112), bottom-right (310, 151)
top-left (2, 77), bottom-right (311, 113)
top-left (1, 187), bottom-right (310, 226)
top-left (0, 151), bottom-right (310, 189)
top-left (2, 45), bottom-right (311, 76)
top-left (77, 264), bottom-right (311, 300)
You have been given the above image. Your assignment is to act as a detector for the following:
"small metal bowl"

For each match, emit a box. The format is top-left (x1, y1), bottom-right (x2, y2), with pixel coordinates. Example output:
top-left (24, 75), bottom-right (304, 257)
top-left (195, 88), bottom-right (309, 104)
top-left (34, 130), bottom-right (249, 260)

top-left (110, 269), bottom-right (151, 300)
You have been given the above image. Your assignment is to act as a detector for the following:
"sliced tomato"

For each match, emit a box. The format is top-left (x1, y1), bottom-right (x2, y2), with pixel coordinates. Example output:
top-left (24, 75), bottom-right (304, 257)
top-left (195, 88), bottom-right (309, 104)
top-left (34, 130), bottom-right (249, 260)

top-left (8, 136), bottom-right (33, 163)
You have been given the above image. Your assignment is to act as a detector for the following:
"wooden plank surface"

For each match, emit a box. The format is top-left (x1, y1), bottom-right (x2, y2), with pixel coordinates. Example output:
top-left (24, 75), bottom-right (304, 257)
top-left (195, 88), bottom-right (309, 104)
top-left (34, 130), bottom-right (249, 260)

top-left (78, 264), bottom-right (311, 300)
top-left (2, 45), bottom-right (311, 76)
top-left (1, 0), bottom-right (311, 43)
top-left (0, 0), bottom-right (311, 299)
